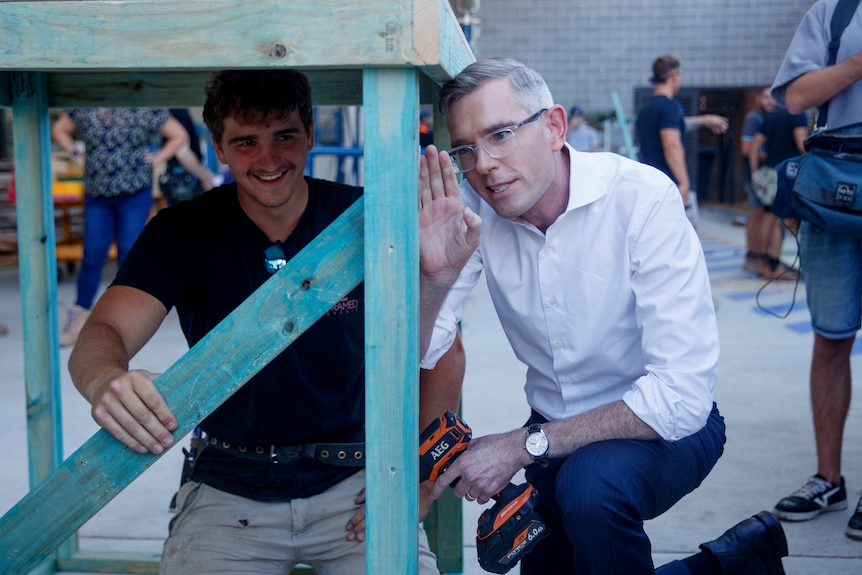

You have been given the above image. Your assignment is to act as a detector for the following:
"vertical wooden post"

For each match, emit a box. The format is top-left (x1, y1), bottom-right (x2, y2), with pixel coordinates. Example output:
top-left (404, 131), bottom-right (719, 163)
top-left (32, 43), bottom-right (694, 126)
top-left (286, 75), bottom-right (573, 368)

top-left (10, 71), bottom-right (68, 572)
top-left (363, 66), bottom-right (421, 574)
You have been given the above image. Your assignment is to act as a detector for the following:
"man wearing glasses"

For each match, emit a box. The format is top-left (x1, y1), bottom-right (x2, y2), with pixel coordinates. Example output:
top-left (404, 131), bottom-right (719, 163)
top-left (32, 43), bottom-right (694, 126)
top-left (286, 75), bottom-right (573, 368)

top-left (67, 69), bottom-right (452, 574)
top-left (418, 58), bottom-right (787, 575)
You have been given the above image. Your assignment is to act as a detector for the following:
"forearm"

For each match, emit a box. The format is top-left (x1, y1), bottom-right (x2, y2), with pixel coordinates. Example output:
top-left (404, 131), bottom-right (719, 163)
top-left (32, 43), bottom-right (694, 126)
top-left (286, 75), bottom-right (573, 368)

top-left (173, 146), bottom-right (216, 188)
top-left (150, 117), bottom-right (189, 165)
top-left (748, 132), bottom-right (766, 174)
top-left (685, 114), bottom-right (728, 134)
top-left (419, 329), bottom-right (465, 429)
top-left (470, 401), bottom-right (662, 484)
top-left (663, 141), bottom-right (690, 198)
top-left (419, 275), bottom-right (459, 358)
top-left (784, 52), bottom-right (862, 114)
top-left (546, 401), bottom-right (659, 457)
top-left (684, 115), bottom-right (709, 129)
top-left (748, 137), bottom-right (763, 173)
top-left (793, 127), bottom-right (808, 154)
top-left (52, 133), bottom-right (77, 155)
top-left (150, 134), bottom-right (188, 166)
top-left (68, 286), bottom-right (166, 404)
top-left (68, 319), bottom-right (133, 404)
top-left (51, 115), bottom-right (78, 155)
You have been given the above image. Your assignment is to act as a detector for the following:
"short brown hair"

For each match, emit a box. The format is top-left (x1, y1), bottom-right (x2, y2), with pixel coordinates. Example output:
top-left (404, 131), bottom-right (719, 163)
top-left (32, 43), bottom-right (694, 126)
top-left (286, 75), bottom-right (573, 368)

top-left (203, 69), bottom-right (314, 144)
top-left (650, 55), bottom-right (681, 84)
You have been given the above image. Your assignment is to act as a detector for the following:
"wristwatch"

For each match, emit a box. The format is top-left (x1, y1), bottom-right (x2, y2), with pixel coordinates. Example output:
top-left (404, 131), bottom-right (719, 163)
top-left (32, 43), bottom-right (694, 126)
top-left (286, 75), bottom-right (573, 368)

top-left (524, 423), bottom-right (549, 466)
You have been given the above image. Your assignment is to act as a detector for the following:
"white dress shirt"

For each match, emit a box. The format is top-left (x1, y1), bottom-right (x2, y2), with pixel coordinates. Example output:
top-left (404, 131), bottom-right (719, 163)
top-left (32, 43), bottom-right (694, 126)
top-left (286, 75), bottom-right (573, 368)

top-left (422, 146), bottom-right (719, 440)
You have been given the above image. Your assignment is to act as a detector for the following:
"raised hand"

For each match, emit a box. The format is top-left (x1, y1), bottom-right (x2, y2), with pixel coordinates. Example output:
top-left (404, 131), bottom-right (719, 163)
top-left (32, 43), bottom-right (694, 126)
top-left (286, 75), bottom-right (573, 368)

top-left (419, 145), bottom-right (481, 286)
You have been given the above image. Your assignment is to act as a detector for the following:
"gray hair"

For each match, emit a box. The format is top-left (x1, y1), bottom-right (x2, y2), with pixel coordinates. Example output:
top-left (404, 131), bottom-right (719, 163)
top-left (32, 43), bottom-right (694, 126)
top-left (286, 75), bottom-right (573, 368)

top-left (438, 58), bottom-right (554, 119)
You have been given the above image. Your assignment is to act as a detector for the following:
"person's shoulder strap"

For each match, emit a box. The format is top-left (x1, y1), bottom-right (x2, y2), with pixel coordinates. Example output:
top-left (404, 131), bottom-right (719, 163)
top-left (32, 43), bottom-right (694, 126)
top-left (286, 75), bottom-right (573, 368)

top-left (817, 0), bottom-right (862, 127)
top-left (828, 0), bottom-right (860, 65)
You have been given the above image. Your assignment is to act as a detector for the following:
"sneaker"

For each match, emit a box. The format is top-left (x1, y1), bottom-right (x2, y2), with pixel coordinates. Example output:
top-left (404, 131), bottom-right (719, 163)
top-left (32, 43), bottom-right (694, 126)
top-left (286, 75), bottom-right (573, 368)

top-left (773, 475), bottom-right (847, 521)
top-left (847, 496), bottom-right (862, 541)
top-left (59, 305), bottom-right (89, 347)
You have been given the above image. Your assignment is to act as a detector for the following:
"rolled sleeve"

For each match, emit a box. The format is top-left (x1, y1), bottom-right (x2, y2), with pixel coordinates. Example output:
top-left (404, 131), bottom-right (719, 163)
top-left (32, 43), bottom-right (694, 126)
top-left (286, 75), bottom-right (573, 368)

top-left (771, 1), bottom-right (829, 106)
top-left (621, 184), bottom-right (719, 440)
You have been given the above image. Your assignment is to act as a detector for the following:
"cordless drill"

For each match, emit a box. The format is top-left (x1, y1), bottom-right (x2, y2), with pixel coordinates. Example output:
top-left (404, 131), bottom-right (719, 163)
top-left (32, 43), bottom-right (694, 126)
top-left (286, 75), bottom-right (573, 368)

top-left (419, 411), bottom-right (548, 574)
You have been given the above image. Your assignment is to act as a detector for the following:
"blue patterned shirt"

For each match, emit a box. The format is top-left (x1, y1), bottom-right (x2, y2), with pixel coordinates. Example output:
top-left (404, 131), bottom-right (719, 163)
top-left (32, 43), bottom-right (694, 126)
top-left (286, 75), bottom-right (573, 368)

top-left (68, 108), bottom-right (171, 197)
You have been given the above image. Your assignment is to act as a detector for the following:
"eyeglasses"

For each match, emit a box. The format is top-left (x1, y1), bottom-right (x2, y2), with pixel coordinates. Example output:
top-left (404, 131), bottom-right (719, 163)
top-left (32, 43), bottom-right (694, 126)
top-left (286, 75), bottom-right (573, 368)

top-left (263, 242), bottom-right (287, 274)
top-left (446, 108), bottom-right (548, 174)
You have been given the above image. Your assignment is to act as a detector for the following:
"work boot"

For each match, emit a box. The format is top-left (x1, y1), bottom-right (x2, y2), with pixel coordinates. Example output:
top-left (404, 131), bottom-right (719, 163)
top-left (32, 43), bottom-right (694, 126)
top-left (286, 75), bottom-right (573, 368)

top-left (59, 304), bottom-right (89, 347)
top-left (700, 511), bottom-right (787, 575)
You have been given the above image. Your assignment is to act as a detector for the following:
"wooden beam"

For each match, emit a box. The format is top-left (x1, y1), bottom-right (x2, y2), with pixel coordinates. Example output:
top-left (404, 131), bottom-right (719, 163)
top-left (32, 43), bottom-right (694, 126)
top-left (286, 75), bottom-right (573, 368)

top-left (0, 1), bottom-right (412, 71)
top-left (44, 70), bottom-right (365, 108)
top-left (413, 0), bottom-right (475, 84)
top-left (0, 1), bottom-right (472, 83)
top-left (55, 551), bottom-right (316, 574)
top-left (0, 69), bottom-right (440, 110)
top-left (0, 197), bottom-right (365, 574)
top-left (363, 66), bottom-right (421, 574)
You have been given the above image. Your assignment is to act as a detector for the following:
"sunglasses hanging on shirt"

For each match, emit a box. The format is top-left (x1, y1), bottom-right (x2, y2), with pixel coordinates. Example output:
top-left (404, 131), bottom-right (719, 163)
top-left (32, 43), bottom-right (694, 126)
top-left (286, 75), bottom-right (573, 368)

top-left (263, 242), bottom-right (287, 274)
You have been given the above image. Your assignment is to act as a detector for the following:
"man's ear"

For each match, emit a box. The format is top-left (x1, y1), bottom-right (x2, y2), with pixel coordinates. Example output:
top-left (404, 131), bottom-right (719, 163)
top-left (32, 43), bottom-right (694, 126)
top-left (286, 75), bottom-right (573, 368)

top-left (211, 133), bottom-right (227, 165)
top-left (547, 105), bottom-right (568, 151)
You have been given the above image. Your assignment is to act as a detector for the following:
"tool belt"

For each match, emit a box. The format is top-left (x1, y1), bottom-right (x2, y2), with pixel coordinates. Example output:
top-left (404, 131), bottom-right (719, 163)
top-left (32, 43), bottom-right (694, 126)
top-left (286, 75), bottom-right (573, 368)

top-left (203, 435), bottom-right (365, 467)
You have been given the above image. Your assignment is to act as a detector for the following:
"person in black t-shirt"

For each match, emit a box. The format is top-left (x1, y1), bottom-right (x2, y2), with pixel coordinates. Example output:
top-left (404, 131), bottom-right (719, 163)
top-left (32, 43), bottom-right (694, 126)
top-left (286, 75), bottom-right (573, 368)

top-left (68, 69), bottom-right (459, 575)
top-left (748, 106), bottom-right (808, 280)
top-left (635, 55), bottom-right (728, 228)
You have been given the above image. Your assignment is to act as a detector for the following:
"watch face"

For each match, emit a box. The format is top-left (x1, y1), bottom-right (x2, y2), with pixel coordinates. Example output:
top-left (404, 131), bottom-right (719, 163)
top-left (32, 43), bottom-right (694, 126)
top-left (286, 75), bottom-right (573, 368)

top-left (526, 432), bottom-right (549, 457)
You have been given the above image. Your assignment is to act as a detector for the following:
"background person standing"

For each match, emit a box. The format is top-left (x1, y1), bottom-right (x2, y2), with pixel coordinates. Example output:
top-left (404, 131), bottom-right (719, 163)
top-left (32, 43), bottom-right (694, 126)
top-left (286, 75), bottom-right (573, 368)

top-left (51, 107), bottom-right (188, 347)
top-left (740, 87), bottom-right (777, 273)
top-left (566, 106), bottom-right (601, 152)
top-left (635, 55), bottom-right (728, 227)
top-left (768, 0), bottom-right (862, 542)
top-left (748, 105), bottom-right (807, 280)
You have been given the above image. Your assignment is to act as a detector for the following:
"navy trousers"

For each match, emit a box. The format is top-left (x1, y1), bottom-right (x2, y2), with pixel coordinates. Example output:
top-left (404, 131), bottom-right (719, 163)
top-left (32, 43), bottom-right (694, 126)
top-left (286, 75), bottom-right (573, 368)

top-left (521, 404), bottom-right (726, 575)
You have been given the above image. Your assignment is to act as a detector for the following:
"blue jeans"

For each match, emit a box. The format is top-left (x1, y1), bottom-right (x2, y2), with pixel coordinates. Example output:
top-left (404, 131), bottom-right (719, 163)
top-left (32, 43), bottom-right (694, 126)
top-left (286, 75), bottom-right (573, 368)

top-left (76, 189), bottom-right (153, 309)
top-left (799, 222), bottom-right (862, 339)
top-left (521, 404), bottom-right (725, 575)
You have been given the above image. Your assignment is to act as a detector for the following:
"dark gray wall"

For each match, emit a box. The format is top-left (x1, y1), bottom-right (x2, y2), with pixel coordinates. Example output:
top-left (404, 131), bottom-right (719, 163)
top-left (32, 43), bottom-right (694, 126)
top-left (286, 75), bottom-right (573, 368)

top-left (464, 0), bottom-right (816, 117)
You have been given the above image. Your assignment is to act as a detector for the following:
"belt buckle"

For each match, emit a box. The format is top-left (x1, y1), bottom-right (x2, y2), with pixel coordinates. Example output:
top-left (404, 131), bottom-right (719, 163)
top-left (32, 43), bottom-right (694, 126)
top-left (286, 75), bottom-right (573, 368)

top-left (269, 445), bottom-right (279, 464)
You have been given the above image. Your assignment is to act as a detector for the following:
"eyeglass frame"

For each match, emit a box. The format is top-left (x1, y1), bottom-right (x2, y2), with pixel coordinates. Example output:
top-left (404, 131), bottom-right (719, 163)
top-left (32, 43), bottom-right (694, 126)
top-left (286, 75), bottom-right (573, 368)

top-left (445, 108), bottom-right (549, 174)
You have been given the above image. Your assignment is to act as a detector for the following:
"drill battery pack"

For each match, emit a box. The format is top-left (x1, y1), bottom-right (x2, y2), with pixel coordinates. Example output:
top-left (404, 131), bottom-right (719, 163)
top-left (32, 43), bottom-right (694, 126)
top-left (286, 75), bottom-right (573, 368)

top-left (476, 482), bottom-right (548, 574)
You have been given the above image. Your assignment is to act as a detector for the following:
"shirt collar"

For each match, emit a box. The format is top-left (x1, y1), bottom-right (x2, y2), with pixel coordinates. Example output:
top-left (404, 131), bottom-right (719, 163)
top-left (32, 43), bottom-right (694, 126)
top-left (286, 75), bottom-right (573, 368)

top-left (564, 142), bottom-right (608, 213)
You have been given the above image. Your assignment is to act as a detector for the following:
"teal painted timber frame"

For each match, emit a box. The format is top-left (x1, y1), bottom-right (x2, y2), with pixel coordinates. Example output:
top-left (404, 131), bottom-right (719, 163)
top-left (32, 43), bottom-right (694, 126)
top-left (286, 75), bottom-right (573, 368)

top-left (0, 1), bottom-right (473, 573)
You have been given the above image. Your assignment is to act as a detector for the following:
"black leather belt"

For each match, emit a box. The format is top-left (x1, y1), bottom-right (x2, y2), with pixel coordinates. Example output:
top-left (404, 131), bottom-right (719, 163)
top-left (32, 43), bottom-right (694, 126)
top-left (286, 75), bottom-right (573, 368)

top-left (204, 436), bottom-right (365, 467)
